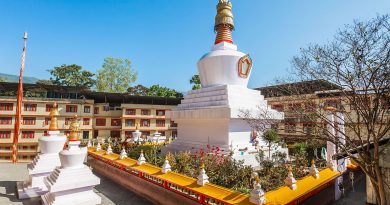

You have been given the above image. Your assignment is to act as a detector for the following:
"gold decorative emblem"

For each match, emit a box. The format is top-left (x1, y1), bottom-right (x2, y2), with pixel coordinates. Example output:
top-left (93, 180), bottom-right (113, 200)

top-left (238, 54), bottom-right (252, 78)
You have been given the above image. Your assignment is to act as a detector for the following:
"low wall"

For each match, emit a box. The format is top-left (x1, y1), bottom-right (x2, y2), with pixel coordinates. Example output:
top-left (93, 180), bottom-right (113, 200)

top-left (88, 156), bottom-right (199, 205)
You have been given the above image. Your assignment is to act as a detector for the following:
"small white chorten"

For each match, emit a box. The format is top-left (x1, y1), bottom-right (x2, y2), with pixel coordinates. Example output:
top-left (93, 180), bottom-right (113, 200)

top-left (309, 160), bottom-right (319, 179)
top-left (137, 150), bottom-right (146, 165)
top-left (161, 157), bottom-right (171, 174)
top-left (106, 144), bottom-right (113, 154)
top-left (41, 116), bottom-right (101, 205)
top-left (120, 148), bottom-right (127, 160)
top-left (197, 163), bottom-right (209, 186)
top-left (87, 140), bottom-right (92, 148)
top-left (249, 177), bottom-right (266, 205)
top-left (285, 166), bottom-right (297, 190)
top-left (96, 142), bottom-right (102, 151)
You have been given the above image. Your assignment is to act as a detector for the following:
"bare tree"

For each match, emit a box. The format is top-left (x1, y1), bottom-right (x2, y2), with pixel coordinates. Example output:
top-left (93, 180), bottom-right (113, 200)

top-left (284, 15), bottom-right (390, 204)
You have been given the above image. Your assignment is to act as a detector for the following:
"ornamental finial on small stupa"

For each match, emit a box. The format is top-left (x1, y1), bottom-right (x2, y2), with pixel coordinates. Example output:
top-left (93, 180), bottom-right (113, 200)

top-left (68, 115), bottom-right (80, 141)
top-left (285, 166), bottom-right (297, 190)
top-left (310, 159), bottom-right (319, 179)
top-left (214, 0), bottom-right (234, 44)
top-left (49, 102), bottom-right (60, 131)
top-left (197, 162), bottom-right (209, 186)
top-left (250, 176), bottom-right (266, 205)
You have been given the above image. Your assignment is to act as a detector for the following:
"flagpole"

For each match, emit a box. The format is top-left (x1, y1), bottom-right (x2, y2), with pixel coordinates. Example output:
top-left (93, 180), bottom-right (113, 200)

top-left (12, 32), bottom-right (28, 163)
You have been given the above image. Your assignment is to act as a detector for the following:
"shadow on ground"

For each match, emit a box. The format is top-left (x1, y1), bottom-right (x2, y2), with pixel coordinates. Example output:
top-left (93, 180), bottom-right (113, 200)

top-left (93, 172), bottom-right (154, 205)
top-left (0, 181), bottom-right (41, 205)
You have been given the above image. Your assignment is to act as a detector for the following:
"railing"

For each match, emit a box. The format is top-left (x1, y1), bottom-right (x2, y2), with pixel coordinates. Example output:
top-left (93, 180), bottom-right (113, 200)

top-left (87, 148), bottom-right (250, 205)
top-left (87, 147), bottom-right (344, 205)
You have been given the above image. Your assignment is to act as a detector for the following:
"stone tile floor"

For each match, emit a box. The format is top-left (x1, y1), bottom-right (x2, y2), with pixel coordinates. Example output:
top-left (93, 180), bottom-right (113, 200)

top-left (0, 163), bottom-right (153, 205)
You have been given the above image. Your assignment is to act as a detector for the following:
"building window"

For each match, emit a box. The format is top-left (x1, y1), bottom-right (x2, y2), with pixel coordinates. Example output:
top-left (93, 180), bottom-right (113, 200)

top-left (271, 104), bottom-right (284, 112)
top-left (44, 117), bottom-right (50, 125)
top-left (126, 109), bottom-right (136, 115)
top-left (83, 118), bottom-right (90, 125)
top-left (0, 117), bottom-right (12, 125)
top-left (141, 109), bottom-right (150, 115)
top-left (94, 107), bottom-right (99, 114)
top-left (142, 131), bottom-right (150, 137)
top-left (303, 123), bottom-right (314, 135)
top-left (23, 117), bottom-right (36, 125)
top-left (84, 106), bottom-right (91, 113)
top-left (96, 118), bottom-right (106, 126)
top-left (66, 105), bottom-right (78, 113)
top-left (83, 131), bottom-right (89, 139)
top-left (125, 131), bottom-right (132, 138)
top-left (65, 118), bottom-right (72, 125)
top-left (93, 130), bottom-right (99, 138)
top-left (285, 123), bottom-right (296, 133)
top-left (288, 103), bottom-right (302, 112)
top-left (156, 110), bottom-right (165, 116)
top-left (141, 119), bottom-right (150, 127)
top-left (111, 119), bottom-right (121, 126)
top-left (43, 131), bottom-right (48, 136)
top-left (170, 121), bottom-right (177, 128)
top-left (22, 131), bottom-right (35, 139)
top-left (64, 131), bottom-right (71, 136)
top-left (45, 104), bottom-right (53, 112)
top-left (0, 103), bottom-right (13, 111)
top-left (24, 104), bottom-right (37, 111)
top-left (0, 131), bottom-right (11, 139)
top-left (103, 106), bottom-right (110, 112)
top-left (156, 120), bottom-right (165, 127)
top-left (304, 102), bottom-right (317, 112)
top-left (125, 119), bottom-right (135, 127)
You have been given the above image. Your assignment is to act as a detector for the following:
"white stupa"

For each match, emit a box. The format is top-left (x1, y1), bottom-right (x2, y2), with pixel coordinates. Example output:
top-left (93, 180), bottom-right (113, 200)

top-left (41, 116), bottom-right (101, 205)
top-left (165, 0), bottom-right (284, 166)
top-left (17, 102), bottom-right (67, 199)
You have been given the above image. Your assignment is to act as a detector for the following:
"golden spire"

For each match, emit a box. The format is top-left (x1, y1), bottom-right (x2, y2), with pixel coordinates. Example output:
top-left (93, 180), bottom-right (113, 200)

top-left (49, 102), bottom-right (60, 131)
top-left (214, 0), bottom-right (234, 44)
top-left (311, 159), bottom-right (315, 165)
top-left (68, 115), bottom-right (80, 141)
top-left (200, 162), bottom-right (205, 169)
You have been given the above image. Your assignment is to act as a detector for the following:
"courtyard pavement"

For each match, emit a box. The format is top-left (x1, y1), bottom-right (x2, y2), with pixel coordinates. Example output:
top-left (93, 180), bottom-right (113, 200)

top-left (0, 163), bottom-right (153, 205)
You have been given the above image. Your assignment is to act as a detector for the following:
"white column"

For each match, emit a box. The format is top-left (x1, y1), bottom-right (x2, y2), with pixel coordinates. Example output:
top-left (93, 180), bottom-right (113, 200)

top-left (326, 111), bottom-right (337, 170)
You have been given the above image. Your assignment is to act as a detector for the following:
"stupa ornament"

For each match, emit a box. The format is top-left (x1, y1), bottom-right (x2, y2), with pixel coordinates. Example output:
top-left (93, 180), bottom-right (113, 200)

top-left (17, 102), bottom-right (67, 199)
top-left (68, 115), bottom-right (80, 141)
top-left (164, 0), bottom-right (286, 167)
top-left (238, 54), bottom-right (252, 78)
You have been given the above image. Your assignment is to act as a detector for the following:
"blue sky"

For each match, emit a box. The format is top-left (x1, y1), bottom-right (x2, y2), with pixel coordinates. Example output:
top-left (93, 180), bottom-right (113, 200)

top-left (0, 0), bottom-right (389, 91)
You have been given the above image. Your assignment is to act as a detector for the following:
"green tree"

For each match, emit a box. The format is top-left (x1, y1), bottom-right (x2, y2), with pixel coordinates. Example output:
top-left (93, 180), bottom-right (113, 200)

top-left (127, 84), bottom-right (149, 96)
top-left (0, 77), bottom-right (8, 82)
top-left (262, 128), bottom-right (279, 159)
top-left (190, 74), bottom-right (201, 90)
top-left (147, 84), bottom-right (183, 98)
top-left (36, 79), bottom-right (54, 85)
top-left (48, 64), bottom-right (95, 88)
top-left (96, 57), bottom-right (137, 93)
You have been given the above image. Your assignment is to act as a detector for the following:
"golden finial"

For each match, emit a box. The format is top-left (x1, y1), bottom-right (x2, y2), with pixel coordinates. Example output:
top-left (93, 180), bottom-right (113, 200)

top-left (311, 159), bottom-right (315, 165)
top-left (136, 123), bottom-right (139, 130)
top-left (68, 115), bottom-right (80, 141)
top-left (200, 162), bottom-right (205, 169)
top-left (324, 106), bottom-right (337, 112)
top-left (215, 0), bottom-right (234, 29)
top-left (255, 176), bottom-right (260, 183)
top-left (49, 102), bottom-right (60, 131)
top-left (214, 0), bottom-right (234, 44)
top-left (140, 149), bottom-right (144, 154)
top-left (288, 165), bottom-right (293, 172)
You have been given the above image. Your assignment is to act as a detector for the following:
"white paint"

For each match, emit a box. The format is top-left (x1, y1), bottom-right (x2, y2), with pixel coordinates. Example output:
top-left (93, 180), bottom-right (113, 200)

top-left (164, 41), bottom-right (284, 167)
top-left (285, 170), bottom-right (297, 190)
top-left (161, 159), bottom-right (171, 174)
top-left (197, 167), bottom-right (209, 186)
top-left (249, 181), bottom-right (266, 205)
top-left (17, 131), bottom-right (67, 199)
top-left (41, 140), bottom-right (101, 205)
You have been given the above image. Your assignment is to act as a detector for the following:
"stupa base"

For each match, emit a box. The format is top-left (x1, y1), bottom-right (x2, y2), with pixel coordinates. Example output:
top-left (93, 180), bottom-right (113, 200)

top-left (42, 189), bottom-right (101, 205)
top-left (17, 180), bottom-right (48, 199)
top-left (42, 164), bottom-right (100, 205)
top-left (17, 153), bottom-right (62, 199)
